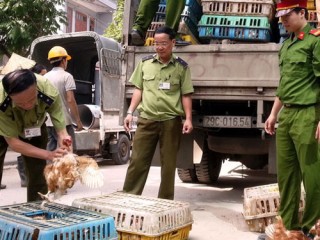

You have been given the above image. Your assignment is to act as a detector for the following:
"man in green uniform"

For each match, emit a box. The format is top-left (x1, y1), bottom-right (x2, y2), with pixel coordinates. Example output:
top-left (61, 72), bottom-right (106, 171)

top-left (265, 0), bottom-right (320, 238)
top-left (130, 0), bottom-right (185, 46)
top-left (123, 26), bottom-right (194, 200)
top-left (0, 69), bottom-right (70, 201)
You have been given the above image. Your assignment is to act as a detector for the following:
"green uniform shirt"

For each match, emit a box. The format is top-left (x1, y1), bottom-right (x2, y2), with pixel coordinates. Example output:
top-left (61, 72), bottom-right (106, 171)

top-left (130, 54), bottom-right (194, 121)
top-left (276, 24), bottom-right (320, 105)
top-left (0, 74), bottom-right (65, 139)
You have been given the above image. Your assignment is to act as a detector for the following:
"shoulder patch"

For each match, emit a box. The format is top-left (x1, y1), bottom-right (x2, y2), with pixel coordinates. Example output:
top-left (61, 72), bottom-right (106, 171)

top-left (38, 91), bottom-right (54, 106)
top-left (0, 96), bottom-right (11, 112)
top-left (142, 55), bottom-right (154, 62)
top-left (175, 56), bottom-right (188, 68)
top-left (309, 29), bottom-right (320, 36)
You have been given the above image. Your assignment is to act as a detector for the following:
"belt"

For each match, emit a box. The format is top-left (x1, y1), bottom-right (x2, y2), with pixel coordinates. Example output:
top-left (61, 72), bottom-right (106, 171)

top-left (283, 103), bottom-right (317, 108)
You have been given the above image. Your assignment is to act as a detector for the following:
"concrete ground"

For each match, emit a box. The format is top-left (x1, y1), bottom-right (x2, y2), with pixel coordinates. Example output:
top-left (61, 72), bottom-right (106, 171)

top-left (0, 151), bottom-right (277, 240)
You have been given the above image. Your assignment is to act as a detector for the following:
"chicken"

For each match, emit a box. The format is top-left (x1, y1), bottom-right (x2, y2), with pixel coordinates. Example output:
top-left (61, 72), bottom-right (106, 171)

top-left (38, 153), bottom-right (104, 201)
top-left (268, 216), bottom-right (317, 240)
top-left (310, 219), bottom-right (320, 240)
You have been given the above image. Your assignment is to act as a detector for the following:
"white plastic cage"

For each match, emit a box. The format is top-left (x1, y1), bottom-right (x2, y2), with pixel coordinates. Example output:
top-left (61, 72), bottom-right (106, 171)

top-left (72, 192), bottom-right (193, 239)
top-left (243, 183), bottom-right (305, 232)
top-left (201, 0), bottom-right (275, 20)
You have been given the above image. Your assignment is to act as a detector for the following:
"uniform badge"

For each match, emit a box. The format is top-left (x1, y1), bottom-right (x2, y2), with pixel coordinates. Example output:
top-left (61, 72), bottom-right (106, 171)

top-left (297, 32), bottom-right (305, 40)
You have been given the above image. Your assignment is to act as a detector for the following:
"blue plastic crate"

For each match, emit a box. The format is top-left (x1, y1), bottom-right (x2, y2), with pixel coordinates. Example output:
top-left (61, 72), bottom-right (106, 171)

top-left (198, 25), bottom-right (271, 42)
top-left (199, 15), bottom-right (270, 28)
top-left (0, 201), bottom-right (118, 240)
top-left (151, 4), bottom-right (200, 38)
top-left (198, 15), bottom-right (270, 42)
top-left (160, 0), bottom-right (202, 15)
top-left (147, 19), bottom-right (199, 40)
top-left (181, 15), bottom-right (200, 37)
top-left (153, 4), bottom-right (201, 25)
top-left (151, 15), bottom-right (199, 38)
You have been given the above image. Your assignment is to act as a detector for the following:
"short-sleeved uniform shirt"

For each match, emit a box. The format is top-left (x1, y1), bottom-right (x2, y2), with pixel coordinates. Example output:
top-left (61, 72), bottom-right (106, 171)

top-left (44, 67), bottom-right (76, 126)
top-left (276, 24), bottom-right (320, 105)
top-left (130, 54), bottom-right (194, 121)
top-left (0, 74), bottom-right (65, 139)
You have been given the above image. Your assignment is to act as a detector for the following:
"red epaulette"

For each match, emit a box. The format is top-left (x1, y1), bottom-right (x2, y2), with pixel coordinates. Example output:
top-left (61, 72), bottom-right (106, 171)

top-left (309, 29), bottom-right (320, 36)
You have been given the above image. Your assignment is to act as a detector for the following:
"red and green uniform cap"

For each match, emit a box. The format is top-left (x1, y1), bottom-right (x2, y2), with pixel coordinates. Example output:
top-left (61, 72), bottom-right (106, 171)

top-left (276, 0), bottom-right (307, 17)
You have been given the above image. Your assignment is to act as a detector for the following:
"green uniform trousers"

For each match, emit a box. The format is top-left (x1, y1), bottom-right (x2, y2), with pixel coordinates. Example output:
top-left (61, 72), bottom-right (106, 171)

top-left (133, 0), bottom-right (185, 34)
top-left (276, 105), bottom-right (320, 232)
top-left (0, 125), bottom-right (48, 202)
top-left (123, 117), bottom-right (182, 200)
top-left (0, 136), bottom-right (7, 187)
top-left (22, 124), bottom-right (48, 202)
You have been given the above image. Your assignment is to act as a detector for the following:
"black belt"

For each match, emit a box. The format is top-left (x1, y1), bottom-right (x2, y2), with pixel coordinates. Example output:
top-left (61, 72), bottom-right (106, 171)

top-left (283, 103), bottom-right (317, 108)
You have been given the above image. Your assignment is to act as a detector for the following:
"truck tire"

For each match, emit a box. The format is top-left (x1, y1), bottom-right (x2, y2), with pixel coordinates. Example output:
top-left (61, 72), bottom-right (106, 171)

top-left (195, 143), bottom-right (223, 184)
top-left (177, 167), bottom-right (198, 183)
top-left (112, 134), bottom-right (131, 165)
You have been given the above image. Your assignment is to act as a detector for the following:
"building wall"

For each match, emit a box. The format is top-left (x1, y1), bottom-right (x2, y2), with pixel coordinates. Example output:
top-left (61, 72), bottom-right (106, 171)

top-left (95, 13), bottom-right (113, 35)
top-left (65, 1), bottom-right (114, 35)
top-left (75, 11), bottom-right (88, 32)
top-left (66, 6), bottom-right (73, 33)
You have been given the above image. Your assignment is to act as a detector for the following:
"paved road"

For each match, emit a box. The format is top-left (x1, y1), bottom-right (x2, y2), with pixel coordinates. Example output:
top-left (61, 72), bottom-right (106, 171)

top-left (0, 151), bottom-right (277, 240)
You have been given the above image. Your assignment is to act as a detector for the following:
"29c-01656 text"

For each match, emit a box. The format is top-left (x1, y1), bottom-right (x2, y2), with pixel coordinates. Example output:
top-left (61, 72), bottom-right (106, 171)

top-left (203, 116), bottom-right (252, 128)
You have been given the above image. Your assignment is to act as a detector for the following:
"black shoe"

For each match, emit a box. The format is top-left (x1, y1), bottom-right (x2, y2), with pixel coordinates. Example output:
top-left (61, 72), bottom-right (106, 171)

top-left (257, 233), bottom-right (267, 240)
top-left (302, 227), bottom-right (315, 240)
top-left (0, 184), bottom-right (6, 189)
top-left (129, 29), bottom-right (145, 46)
top-left (304, 233), bottom-right (314, 240)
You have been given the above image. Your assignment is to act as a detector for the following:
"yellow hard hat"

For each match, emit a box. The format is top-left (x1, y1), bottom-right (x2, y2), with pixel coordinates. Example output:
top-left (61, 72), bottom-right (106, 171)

top-left (47, 46), bottom-right (71, 61)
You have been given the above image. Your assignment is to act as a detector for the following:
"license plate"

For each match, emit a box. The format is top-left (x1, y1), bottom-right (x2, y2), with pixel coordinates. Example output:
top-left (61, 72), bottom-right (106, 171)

top-left (203, 116), bottom-right (252, 128)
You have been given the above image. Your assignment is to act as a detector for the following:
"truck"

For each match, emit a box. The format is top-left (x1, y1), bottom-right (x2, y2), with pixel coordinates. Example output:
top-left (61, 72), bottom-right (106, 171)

top-left (29, 0), bottom-right (281, 183)
top-left (30, 32), bottom-right (133, 165)
top-left (120, 0), bottom-right (281, 184)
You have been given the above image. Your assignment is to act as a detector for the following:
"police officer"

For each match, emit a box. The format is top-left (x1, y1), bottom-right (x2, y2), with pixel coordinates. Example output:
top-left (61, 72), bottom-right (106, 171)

top-left (265, 0), bottom-right (320, 238)
top-left (123, 26), bottom-right (194, 200)
top-left (0, 69), bottom-right (70, 201)
top-left (130, 0), bottom-right (185, 46)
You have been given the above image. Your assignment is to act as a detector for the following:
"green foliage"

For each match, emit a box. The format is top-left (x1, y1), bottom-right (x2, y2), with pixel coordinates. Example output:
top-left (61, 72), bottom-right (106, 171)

top-left (104, 0), bottom-right (124, 42)
top-left (0, 0), bottom-right (67, 57)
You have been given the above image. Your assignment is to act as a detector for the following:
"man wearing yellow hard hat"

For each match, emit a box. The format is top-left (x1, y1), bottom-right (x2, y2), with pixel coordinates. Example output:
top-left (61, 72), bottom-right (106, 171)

top-left (265, 0), bottom-right (320, 239)
top-left (45, 46), bottom-right (83, 153)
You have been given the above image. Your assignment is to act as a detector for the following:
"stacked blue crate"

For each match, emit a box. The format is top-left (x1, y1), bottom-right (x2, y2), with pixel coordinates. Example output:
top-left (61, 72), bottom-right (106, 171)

top-left (0, 201), bottom-right (118, 240)
top-left (199, 15), bottom-right (271, 42)
top-left (146, 0), bottom-right (203, 43)
top-left (198, 0), bottom-right (275, 43)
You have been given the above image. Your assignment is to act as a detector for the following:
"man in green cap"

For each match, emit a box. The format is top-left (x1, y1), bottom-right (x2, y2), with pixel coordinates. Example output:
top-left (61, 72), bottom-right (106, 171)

top-left (130, 0), bottom-right (185, 46)
top-left (265, 0), bottom-right (320, 238)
